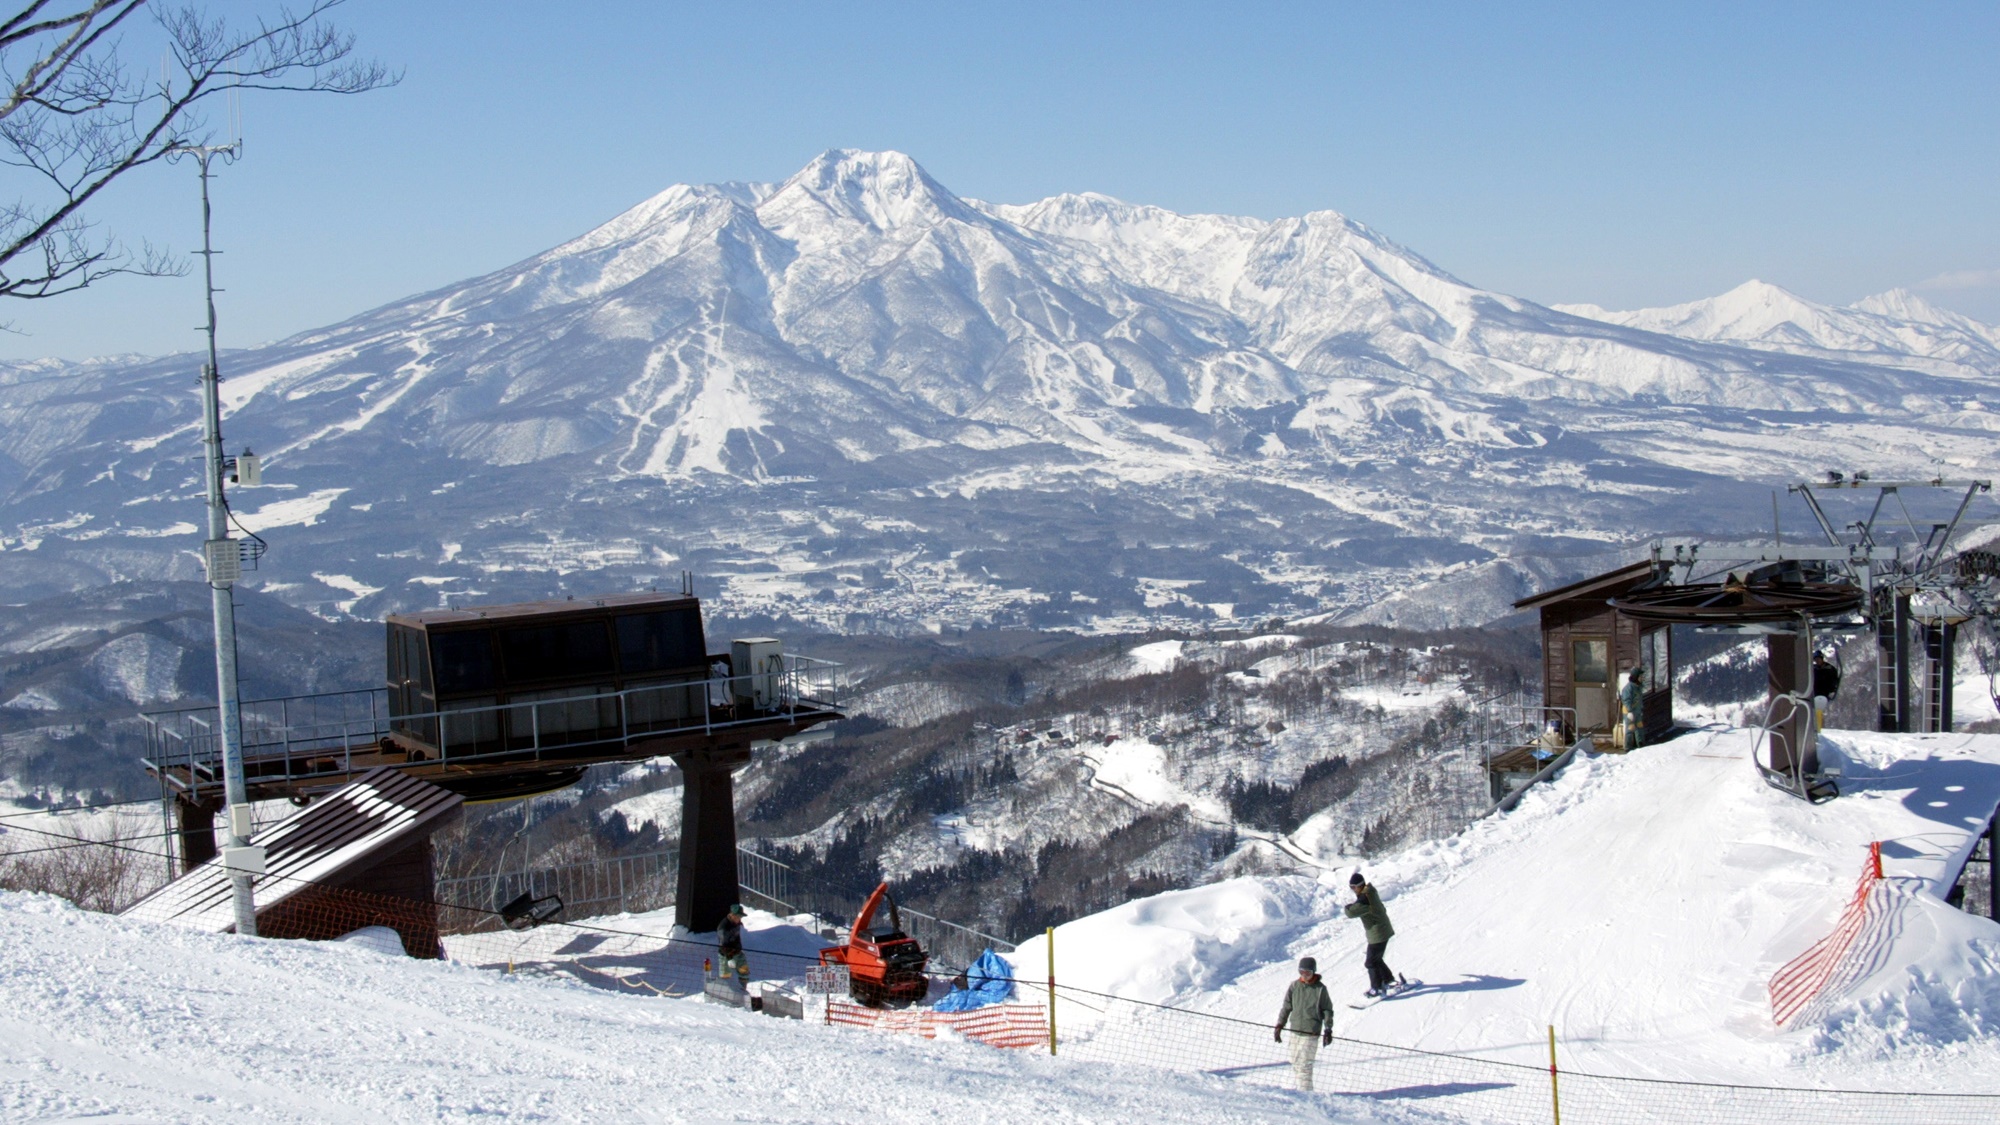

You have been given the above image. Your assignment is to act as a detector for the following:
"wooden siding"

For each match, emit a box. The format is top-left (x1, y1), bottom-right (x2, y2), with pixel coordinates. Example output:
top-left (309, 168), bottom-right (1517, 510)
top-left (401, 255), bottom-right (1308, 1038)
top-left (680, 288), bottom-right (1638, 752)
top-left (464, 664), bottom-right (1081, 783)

top-left (1531, 564), bottom-right (1675, 739)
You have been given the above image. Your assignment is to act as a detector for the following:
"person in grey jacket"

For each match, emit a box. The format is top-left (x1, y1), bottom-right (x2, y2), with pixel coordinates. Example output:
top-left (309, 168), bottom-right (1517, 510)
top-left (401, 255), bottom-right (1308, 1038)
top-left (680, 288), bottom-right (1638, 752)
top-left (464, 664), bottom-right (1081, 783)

top-left (1273, 956), bottom-right (1335, 1091)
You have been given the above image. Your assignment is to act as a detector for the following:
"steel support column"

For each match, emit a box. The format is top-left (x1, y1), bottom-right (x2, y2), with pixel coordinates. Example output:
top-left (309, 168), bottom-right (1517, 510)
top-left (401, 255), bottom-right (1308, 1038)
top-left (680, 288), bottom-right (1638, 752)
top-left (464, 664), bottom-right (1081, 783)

top-left (174, 794), bottom-right (224, 872)
top-left (671, 743), bottom-right (751, 934)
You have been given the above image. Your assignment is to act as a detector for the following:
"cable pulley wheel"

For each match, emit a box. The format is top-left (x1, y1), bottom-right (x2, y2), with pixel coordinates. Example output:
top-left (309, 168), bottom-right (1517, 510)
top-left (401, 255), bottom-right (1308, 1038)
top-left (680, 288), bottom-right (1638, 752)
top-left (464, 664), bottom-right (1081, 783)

top-left (1607, 581), bottom-right (1863, 624)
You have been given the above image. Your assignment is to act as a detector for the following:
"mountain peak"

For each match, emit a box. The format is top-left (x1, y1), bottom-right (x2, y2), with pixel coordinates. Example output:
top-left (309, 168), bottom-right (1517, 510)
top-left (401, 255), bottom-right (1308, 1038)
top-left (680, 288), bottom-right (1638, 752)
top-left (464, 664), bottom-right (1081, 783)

top-left (765, 148), bottom-right (964, 231)
top-left (1712, 278), bottom-right (1818, 313)
top-left (1851, 287), bottom-right (1974, 327)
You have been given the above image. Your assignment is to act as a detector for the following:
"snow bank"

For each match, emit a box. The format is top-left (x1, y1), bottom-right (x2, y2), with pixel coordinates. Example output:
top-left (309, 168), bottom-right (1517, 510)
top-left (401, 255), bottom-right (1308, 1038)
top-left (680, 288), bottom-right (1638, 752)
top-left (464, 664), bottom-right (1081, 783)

top-left (1808, 887), bottom-right (2000, 1056)
top-left (1007, 877), bottom-right (1324, 1032)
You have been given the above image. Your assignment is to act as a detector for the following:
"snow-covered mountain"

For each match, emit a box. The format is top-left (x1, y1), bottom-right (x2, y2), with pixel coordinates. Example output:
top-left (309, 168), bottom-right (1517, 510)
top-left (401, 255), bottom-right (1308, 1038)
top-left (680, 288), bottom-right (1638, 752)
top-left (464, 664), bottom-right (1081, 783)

top-left (1557, 279), bottom-right (2000, 376)
top-left (2, 150), bottom-right (1996, 631)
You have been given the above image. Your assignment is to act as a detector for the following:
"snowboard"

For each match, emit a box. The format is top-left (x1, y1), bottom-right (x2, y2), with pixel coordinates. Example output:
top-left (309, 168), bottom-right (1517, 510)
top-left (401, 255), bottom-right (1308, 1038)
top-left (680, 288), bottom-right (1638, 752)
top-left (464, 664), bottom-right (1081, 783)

top-left (1348, 975), bottom-right (1418, 1009)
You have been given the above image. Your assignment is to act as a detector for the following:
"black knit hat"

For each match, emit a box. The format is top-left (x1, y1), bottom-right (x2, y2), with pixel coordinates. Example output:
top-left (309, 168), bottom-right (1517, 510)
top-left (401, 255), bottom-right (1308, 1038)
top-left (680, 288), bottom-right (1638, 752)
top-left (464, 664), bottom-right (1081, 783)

top-left (1349, 872), bottom-right (1365, 886)
top-left (1298, 957), bottom-right (1316, 972)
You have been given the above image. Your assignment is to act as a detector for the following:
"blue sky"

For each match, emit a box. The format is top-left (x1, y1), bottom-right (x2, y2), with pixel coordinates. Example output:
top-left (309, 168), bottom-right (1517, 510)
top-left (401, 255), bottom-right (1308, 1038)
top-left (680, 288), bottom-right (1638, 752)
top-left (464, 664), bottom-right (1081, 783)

top-left (6, 0), bottom-right (1997, 359)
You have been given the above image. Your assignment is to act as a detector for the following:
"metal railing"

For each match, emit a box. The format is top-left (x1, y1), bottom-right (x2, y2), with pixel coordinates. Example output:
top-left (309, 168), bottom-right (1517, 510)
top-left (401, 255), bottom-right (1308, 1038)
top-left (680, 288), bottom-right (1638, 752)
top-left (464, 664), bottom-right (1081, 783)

top-left (435, 843), bottom-right (1016, 969)
top-left (141, 654), bottom-right (843, 799)
top-left (436, 849), bottom-right (680, 933)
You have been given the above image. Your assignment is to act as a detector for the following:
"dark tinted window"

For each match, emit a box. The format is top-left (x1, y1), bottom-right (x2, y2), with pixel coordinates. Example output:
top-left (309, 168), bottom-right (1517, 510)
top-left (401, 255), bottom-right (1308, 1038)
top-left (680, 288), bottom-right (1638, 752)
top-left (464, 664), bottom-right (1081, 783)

top-left (431, 630), bottom-right (497, 694)
top-left (386, 626), bottom-right (404, 686)
top-left (500, 621), bottom-right (614, 683)
top-left (614, 609), bottom-right (707, 674)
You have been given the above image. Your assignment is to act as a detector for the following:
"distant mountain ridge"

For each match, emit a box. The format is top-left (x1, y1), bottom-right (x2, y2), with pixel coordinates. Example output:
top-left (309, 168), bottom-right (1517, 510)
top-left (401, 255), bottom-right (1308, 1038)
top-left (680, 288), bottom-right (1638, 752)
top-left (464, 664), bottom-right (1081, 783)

top-left (0, 149), bottom-right (1994, 633)
top-left (1556, 279), bottom-right (2000, 376)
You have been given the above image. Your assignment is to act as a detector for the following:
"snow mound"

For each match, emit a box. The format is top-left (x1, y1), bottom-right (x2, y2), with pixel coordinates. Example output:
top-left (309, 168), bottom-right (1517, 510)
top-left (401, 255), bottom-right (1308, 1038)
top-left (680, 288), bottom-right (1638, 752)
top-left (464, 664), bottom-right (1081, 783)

top-left (335, 924), bottom-right (408, 956)
top-left (1008, 877), bottom-right (1323, 1022)
top-left (1809, 888), bottom-right (2000, 1056)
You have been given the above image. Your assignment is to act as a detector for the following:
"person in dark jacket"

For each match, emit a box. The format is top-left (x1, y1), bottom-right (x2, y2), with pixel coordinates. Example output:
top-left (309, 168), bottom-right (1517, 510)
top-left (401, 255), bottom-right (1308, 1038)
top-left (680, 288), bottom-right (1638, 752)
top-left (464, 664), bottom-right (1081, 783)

top-left (1273, 956), bottom-right (1334, 1091)
top-left (1812, 651), bottom-right (1841, 702)
top-left (1344, 872), bottom-right (1397, 995)
top-left (717, 903), bottom-right (749, 982)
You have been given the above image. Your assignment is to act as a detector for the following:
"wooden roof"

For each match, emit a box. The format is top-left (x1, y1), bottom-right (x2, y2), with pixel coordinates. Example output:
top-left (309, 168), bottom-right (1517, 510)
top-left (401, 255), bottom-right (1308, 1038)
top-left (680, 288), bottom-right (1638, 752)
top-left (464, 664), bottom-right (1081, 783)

top-left (1511, 561), bottom-right (1658, 612)
top-left (123, 768), bottom-right (463, 932)
top-left (388, 591), bottom-right (696, 628)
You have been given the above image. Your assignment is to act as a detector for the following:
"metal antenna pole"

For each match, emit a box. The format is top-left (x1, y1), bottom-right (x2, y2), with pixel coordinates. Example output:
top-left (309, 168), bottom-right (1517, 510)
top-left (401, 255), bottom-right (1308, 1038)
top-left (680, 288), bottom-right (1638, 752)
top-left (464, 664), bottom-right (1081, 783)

top-left (175, 141), bottom-right (259, 937)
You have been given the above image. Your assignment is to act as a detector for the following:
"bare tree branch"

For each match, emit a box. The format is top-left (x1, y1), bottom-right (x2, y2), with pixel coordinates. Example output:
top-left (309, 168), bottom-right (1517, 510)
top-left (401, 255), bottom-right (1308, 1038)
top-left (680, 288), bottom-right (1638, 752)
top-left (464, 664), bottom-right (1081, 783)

top-left (0, 0), bottom-right (398, 301)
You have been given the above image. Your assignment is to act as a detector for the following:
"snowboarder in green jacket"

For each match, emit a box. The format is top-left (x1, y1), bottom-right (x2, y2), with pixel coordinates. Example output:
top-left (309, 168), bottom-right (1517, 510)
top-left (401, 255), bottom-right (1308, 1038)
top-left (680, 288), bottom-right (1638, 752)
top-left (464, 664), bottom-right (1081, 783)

top-left (1273, 957), bottom-right (1334, 1091)
top-left (1344, 872), bottom-right (1397, 996)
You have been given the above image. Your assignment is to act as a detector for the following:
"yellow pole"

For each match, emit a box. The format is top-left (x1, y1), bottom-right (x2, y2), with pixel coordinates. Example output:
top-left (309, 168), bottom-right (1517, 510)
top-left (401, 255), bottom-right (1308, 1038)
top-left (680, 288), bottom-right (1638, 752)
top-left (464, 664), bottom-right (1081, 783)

top-left (1548, 1024), bottom-right (1561, 1125)
top-left (1047, 925), bottom-right (1057, 1056)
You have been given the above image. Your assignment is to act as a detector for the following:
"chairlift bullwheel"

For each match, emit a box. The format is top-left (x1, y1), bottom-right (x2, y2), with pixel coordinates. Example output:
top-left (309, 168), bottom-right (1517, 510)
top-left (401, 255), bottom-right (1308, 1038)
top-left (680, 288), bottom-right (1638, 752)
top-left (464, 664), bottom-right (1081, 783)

top-left (1608, 581), bottom-right (1863, 624)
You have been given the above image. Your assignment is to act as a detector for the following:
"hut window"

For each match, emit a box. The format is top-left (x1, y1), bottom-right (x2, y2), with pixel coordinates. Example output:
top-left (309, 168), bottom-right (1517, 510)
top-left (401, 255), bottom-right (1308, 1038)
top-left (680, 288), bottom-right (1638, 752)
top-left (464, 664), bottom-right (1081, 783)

top-left (1571, 638), bottom-right (1609, 684)
top-left (614, 609), bottom-right (705, 674)
top-left (432, 631), bottom-right (497, 694)
top-left (500, 621), bottom-right (614, 683)
top-left (1644, 629), bottom-right (1670, 689)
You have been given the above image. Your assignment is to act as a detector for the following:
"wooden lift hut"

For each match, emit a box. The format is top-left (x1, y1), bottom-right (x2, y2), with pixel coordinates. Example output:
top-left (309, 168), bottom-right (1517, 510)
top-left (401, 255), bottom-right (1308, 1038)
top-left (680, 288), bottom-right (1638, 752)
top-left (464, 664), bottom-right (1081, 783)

top-left (1488, 562), bottom-right (1676, 800)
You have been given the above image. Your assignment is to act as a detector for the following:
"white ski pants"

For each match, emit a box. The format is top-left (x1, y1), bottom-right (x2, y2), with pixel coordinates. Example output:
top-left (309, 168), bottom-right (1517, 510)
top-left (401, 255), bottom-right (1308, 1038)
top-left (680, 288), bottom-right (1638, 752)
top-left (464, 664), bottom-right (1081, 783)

top-left (1286, 1030), bottom-right (1320, 1091)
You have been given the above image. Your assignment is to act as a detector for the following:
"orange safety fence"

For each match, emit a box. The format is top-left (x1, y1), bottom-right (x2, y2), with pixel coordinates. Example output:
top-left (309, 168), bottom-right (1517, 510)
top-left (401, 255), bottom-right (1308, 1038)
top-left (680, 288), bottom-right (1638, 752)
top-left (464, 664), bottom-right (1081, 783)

top-left (827, 999), bottom-right (1048, 1049)
top-left (1768, 842), bottom-right (1883, 1027)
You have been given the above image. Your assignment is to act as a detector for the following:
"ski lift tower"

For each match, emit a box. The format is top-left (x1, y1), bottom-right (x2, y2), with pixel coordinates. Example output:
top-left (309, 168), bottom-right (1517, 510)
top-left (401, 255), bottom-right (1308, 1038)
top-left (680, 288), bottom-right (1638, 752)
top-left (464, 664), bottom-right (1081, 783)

top-left (1611, 473), bottom-right (1996, 802)
top-left (1791, 474), bottom-right (1994, 734)
top-left (171, 141), bottom-right (267, 937)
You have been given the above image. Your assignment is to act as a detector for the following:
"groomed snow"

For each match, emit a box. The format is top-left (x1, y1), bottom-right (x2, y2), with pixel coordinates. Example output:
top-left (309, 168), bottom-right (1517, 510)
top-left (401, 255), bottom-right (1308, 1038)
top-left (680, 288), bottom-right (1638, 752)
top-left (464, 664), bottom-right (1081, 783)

top-left (0, 894), bottom-right (1441, 1124)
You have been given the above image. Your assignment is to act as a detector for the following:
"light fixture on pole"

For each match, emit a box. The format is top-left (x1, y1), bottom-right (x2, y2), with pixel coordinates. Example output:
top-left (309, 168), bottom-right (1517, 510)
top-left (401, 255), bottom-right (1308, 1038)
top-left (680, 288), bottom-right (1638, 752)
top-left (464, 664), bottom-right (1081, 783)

top-left (170, 140), bottom-right (264, 937)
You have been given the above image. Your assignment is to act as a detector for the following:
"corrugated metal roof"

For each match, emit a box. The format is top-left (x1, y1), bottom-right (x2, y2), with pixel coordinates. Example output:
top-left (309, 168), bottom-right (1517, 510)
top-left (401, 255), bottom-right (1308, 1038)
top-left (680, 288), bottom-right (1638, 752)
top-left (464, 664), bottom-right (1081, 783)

top-left (124, 768), bottom-right (463, 932)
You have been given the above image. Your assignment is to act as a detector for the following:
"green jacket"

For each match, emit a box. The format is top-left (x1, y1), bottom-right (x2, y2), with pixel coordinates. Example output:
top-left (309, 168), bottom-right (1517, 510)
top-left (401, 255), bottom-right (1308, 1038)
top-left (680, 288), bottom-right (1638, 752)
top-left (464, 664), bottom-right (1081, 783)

top-left (1344, 885), bottom-right (1394, 944)
top-left (1619, 677), bottom-right (1645, 718)
top-left (1277, 974), bottom-right (1334, 1034)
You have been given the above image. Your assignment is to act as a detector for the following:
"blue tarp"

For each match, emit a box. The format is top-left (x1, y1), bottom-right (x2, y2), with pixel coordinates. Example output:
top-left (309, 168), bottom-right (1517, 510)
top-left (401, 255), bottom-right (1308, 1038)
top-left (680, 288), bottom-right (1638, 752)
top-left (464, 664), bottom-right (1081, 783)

top-left (933, 948), bottom-right (1015, 1012)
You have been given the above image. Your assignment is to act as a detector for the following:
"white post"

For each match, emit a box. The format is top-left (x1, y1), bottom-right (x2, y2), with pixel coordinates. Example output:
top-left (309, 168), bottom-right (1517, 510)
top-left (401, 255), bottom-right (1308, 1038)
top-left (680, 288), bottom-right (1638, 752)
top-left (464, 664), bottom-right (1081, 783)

top-left (182, 143), bottom-right (258, 937)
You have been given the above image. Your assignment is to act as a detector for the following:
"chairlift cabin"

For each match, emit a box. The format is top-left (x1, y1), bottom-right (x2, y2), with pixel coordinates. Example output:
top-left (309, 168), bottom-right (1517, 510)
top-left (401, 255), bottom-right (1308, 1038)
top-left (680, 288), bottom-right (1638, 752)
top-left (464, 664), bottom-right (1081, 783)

top-left (142, 591), bottom-right (841, 932)
top-left (384, 593), bottom-right (712, 761)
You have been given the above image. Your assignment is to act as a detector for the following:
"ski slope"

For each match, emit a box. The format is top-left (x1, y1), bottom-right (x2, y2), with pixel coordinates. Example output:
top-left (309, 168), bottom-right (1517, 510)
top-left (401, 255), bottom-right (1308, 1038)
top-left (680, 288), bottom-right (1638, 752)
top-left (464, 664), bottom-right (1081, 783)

top-left (0, 891), bottom-right (1457, 1124)
top-left (4, 728), bottom-right (1996, 1122)
top-left (1011, 728), bottom-right (2000, 1103)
